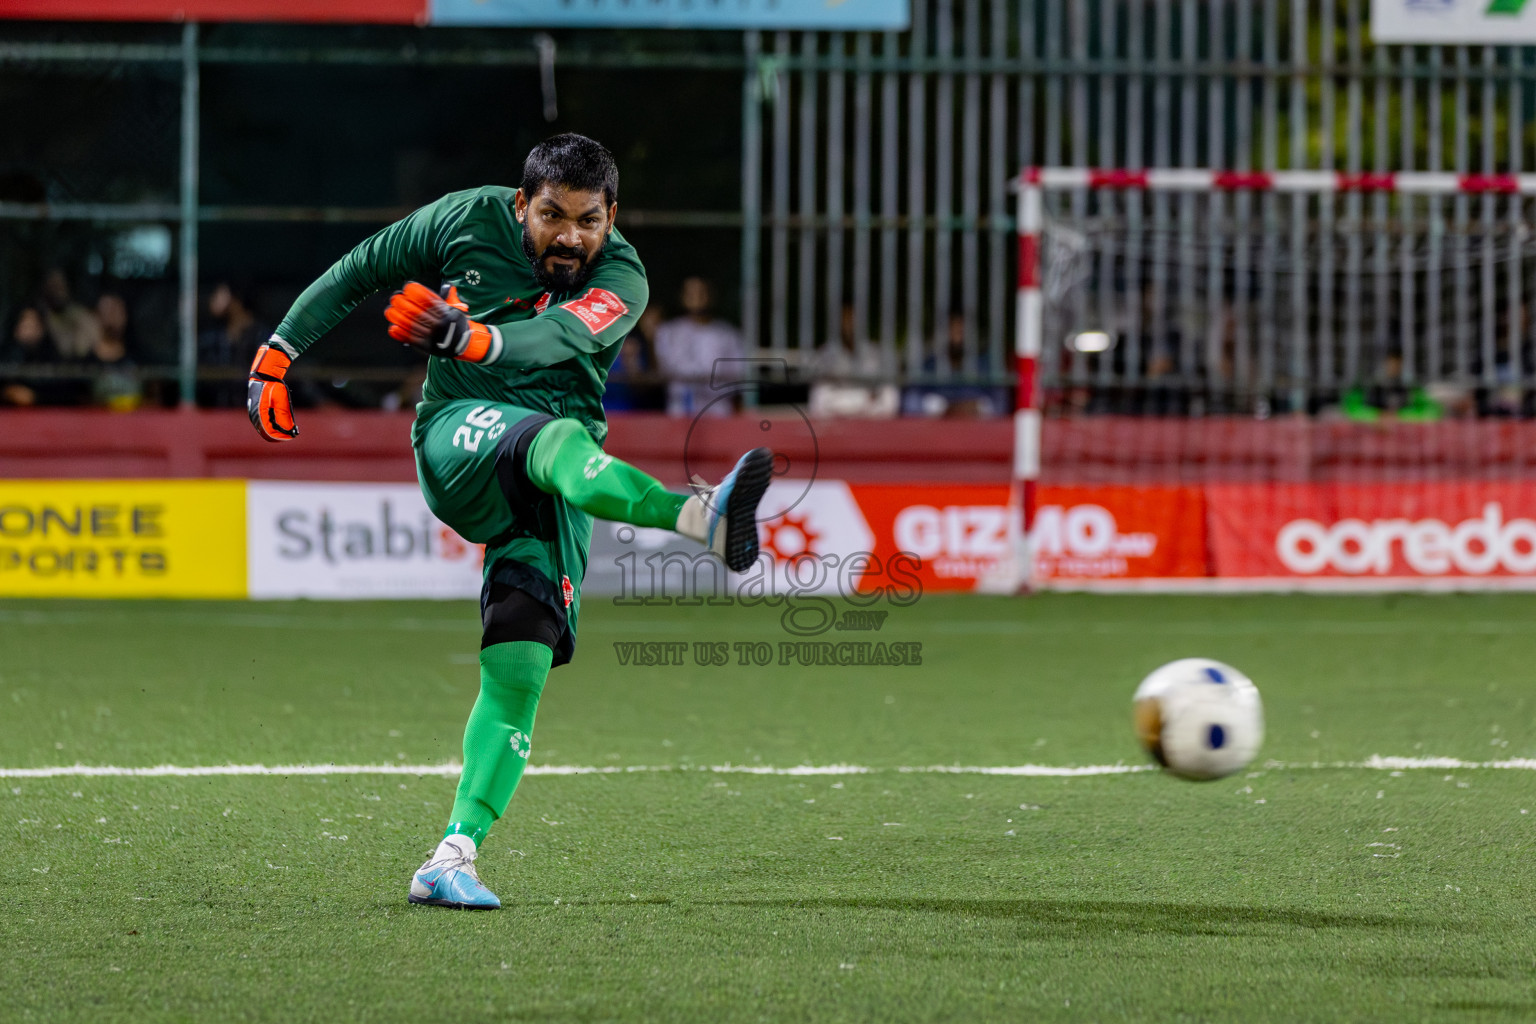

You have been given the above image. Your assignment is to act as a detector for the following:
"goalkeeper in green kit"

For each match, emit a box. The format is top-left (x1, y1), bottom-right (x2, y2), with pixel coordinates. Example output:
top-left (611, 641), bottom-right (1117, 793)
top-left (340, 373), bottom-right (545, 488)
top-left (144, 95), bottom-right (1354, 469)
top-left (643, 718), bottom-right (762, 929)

top-left (247, 134), bottom-right (772, 910)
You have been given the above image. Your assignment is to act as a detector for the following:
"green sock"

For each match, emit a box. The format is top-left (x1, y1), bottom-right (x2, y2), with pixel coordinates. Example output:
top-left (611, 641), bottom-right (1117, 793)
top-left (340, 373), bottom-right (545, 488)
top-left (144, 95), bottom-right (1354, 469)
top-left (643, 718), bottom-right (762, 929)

top-left (526, 418), bottom-right (688, 529)
top-left (443, 641), bottom-right (552, 845)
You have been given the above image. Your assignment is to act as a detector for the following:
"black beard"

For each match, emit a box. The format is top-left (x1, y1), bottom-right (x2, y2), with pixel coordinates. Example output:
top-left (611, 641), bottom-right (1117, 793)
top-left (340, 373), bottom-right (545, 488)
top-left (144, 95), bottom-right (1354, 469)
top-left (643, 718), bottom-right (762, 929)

top-left (522, 230), bottom-right (604, 293)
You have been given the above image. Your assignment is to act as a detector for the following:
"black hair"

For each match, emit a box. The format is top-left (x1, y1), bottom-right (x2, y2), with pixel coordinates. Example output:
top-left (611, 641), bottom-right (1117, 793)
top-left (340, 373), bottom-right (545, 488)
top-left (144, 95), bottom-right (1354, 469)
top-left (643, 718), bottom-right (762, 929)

top-left (520, 133), bottom-right (619, 207)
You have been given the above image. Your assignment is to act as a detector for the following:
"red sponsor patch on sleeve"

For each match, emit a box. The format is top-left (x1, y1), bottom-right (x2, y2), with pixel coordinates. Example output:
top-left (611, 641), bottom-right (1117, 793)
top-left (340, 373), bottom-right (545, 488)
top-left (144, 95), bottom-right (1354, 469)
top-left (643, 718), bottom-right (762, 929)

top-left (557, 288), bottom-right (629, 335)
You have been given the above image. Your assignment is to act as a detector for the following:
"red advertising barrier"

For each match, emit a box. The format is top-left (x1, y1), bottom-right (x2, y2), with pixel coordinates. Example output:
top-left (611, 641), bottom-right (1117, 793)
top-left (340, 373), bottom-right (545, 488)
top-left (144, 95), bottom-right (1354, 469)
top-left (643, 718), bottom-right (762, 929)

top-left (848, 483), bottom-right (1208, 591)
top-left (10, 408), bottom-right (1536, 588)
top-left (1207, 482), bottom-right (1536, 580)
top-left (845, 481), bottom-right (1536, 589)
top-left (0, 0), bottom-right (424, 22)
top-left (13, 411), bottom-right (1536, 486)
top-left (848, 484), bottom-right (1009, 593)
top-left (1030, 485), bottom-right (1208, 581)
top-left (0, 410), bottom-right (1009, 485)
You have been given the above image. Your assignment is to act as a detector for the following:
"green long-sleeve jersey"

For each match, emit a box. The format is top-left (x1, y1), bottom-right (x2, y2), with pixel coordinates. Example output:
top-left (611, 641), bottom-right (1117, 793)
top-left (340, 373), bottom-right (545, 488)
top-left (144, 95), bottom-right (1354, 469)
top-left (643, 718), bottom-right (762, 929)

top-left (273, 185), bottom-right (648, 444)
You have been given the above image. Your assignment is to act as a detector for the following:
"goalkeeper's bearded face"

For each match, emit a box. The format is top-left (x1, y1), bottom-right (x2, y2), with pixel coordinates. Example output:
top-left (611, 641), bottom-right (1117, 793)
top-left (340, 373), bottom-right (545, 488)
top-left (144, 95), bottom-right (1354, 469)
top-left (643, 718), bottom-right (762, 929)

top-left (516, 185), bottom-right (615, 292)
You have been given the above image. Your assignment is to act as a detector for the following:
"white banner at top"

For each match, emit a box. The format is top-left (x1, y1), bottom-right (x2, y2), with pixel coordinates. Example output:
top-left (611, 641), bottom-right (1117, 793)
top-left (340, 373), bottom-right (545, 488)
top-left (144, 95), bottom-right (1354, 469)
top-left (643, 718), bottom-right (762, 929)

top-left (1371, 0), bottom-right (1536, 43)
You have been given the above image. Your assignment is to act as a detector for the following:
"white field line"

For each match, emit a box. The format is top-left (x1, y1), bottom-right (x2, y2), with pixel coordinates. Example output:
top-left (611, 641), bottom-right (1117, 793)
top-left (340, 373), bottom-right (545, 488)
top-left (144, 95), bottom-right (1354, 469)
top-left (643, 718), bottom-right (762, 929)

top-left (1042, 577), bottom-right (1536, 594)
top-left (7, 609), bottom-right (1536, 637)
top-left (1, 756), bottom-right (1535, 780)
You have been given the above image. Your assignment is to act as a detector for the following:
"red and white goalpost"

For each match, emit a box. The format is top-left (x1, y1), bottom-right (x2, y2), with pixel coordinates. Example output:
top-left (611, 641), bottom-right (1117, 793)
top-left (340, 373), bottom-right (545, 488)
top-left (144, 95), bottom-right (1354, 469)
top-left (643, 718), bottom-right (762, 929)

top-left (996, 166), bottom-right (1536, 595)
top-left (993, 171), bottom-right (1044, 595)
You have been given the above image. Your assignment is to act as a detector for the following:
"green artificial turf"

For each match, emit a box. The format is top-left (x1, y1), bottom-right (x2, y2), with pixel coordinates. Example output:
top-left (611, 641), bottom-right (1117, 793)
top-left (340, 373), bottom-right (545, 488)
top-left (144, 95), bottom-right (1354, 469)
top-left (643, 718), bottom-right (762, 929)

top-left (1, 594), bottom-right (1534, 1023)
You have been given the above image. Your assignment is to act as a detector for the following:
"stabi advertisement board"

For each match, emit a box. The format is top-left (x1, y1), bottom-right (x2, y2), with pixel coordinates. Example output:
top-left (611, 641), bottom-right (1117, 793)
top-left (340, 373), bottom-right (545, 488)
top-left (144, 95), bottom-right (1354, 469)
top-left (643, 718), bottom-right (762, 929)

top-left (1370, 0), bottom-right (1536, 43)
top-left (244, 481), bottom-right (484, 599)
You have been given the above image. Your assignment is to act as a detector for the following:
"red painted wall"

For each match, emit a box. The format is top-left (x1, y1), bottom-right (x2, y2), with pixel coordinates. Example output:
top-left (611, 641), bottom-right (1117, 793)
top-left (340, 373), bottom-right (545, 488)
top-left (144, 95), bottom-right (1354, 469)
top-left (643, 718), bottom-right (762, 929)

top-left (0, 410), bottom-right (1012, 485)
top-left (3, 410), bottom-right (1533, 485)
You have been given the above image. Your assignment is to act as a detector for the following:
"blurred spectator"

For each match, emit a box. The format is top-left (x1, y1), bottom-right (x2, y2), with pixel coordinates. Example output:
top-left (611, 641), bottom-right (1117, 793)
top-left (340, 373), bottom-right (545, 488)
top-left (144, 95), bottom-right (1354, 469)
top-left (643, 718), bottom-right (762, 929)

top-left (89, 293), bottom-right (143, 411)
top-left (1, 306), bottom-right (60, 406)
top-left (1422, 381), bottom-right (1475, 419)
top-left (96, 293), bottom-right (133, 351)
top-left (604, 306), bottom-right (665, 412)
top-left (900, 313), bottom-right (1009, 418)
top-left (809, 304), bottom-right (898, 418)
top-left (654, 277), bottom-right (744, 418)
top-left (1338, 353), bottom-right (1443, 423)
top-left (381, 365), bottom-right (428, 412)
top-left (198, 280), bottom-right (270, 407)
top-left (40, 268), bottom-right (102, 360)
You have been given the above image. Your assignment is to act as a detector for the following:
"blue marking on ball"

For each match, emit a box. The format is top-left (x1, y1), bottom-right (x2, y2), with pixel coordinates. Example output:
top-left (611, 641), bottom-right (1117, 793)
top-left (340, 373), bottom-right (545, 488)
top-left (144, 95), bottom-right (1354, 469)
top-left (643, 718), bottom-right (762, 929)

top-left (1204, 666), bottom-right (1226, 683)
top-left (1207, 724), bottom-right (1227, 749)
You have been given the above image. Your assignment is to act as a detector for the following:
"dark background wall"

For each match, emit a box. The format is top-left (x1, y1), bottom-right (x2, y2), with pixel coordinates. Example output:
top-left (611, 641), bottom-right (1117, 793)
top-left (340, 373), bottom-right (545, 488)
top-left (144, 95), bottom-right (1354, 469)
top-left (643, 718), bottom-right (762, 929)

top-left (0, 21), bottom-right (746, 373)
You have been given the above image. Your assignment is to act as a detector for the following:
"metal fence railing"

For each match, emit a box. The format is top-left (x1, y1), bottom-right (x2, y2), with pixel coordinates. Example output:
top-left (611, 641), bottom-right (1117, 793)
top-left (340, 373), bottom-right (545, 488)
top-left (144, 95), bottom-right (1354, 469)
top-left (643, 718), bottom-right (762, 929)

top-left (11, 5), bottom-right (1536, 416)
top-left (0, 25), bottom-right (747, 407)
top-left (739, 1), bottom-right (1536, 414)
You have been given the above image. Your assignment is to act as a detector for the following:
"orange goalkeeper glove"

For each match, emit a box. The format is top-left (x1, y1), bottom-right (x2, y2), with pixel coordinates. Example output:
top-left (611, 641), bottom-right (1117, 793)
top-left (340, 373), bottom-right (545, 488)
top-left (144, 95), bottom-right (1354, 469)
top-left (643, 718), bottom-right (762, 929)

top-left (385, 282), bottom-right (502, 364)
top-left (247, 342), bottom-right (298, 442)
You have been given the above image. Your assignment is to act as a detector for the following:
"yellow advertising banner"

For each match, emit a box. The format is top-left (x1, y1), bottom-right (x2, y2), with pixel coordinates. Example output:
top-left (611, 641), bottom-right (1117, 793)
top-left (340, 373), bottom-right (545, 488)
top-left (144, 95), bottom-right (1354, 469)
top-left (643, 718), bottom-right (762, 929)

top-left (0, 480), bottom-right (246, 597)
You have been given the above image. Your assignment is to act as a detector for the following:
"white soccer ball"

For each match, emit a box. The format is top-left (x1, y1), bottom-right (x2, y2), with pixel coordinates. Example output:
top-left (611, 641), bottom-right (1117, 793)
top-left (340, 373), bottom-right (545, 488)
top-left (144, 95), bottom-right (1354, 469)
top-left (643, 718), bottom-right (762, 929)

top-left (1133, 658), bottom-right (1264, 781)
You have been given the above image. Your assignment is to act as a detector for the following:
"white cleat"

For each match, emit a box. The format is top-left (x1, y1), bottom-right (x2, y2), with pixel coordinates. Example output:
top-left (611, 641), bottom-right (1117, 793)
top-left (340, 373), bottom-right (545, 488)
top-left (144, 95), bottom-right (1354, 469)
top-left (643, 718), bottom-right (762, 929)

top-left (675, 447), bottom-right (774, 572)
top-left (408, 835), bottom-right (501, 910)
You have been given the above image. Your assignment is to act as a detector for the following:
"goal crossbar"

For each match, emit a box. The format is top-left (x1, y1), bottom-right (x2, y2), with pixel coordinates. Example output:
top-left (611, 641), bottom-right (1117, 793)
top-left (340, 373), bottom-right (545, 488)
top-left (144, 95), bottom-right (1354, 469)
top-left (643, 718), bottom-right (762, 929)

top-left (1021, 167), bottom-right (1536, 195)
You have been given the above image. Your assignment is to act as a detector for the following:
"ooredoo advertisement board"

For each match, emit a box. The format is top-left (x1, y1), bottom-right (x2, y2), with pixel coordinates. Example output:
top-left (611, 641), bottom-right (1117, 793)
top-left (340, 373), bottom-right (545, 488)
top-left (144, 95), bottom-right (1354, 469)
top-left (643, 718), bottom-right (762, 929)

top-left (1207, 483), bottom-right (1536, 582)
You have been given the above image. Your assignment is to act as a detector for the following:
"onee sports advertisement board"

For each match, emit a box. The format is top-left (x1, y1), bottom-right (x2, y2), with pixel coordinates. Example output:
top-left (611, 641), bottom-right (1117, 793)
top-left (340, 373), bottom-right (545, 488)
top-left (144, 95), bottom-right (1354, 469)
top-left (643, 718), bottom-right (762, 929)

top-left (0, 481), bottom-right (246, 598)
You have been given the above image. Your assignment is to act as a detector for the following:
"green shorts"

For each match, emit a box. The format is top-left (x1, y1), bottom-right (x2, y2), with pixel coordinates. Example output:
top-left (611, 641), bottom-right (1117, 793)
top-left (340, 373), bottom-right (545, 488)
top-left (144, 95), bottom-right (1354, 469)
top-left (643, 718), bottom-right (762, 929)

top-left (413, 398), bottom-right (591, 665)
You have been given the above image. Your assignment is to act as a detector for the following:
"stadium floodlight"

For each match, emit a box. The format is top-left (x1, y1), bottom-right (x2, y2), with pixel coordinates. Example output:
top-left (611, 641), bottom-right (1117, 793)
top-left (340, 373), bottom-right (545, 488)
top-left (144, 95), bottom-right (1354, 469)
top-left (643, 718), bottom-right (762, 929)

top-left (1068, 330), bottom-right (1113, 354)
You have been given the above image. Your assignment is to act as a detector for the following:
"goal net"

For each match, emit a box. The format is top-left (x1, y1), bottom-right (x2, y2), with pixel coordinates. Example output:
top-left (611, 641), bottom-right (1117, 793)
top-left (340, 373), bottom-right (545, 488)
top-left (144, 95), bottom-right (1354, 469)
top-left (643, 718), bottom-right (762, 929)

top-left (1002, 168), bottom-right (1536, 592)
